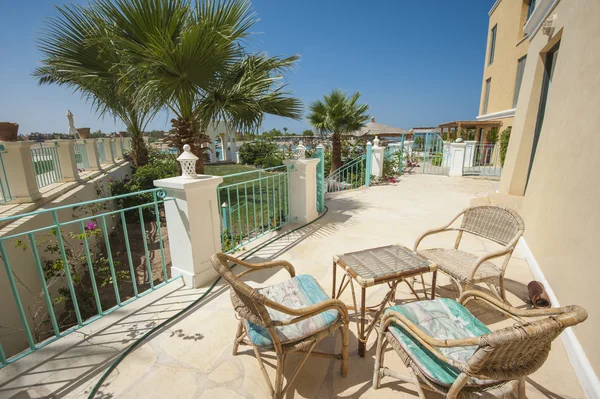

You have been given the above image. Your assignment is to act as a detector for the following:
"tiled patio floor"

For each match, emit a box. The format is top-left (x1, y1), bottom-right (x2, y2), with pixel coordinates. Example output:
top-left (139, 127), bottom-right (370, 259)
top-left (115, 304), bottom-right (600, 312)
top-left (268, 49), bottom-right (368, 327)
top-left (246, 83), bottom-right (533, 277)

top-left (0, 173), bottom-right (584, 398)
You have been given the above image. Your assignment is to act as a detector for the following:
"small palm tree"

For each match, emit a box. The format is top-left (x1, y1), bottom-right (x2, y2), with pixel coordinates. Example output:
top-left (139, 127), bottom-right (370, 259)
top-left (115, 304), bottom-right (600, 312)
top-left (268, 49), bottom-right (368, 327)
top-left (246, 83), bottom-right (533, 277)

top-left (34, 3), bottom-right (153, 167)
top-left (308, 89), bottom-right (369, 172)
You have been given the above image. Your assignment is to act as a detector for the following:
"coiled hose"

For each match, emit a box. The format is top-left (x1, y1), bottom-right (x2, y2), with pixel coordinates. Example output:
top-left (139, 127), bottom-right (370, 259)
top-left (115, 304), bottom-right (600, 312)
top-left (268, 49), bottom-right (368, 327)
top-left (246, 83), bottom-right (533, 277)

top-left (88, 206), bottom-right (329, 398)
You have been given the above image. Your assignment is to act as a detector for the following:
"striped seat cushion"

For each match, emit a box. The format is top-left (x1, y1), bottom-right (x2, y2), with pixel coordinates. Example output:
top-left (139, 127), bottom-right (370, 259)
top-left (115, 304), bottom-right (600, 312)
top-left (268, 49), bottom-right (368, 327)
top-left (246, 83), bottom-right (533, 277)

top-left (246, 275), bottom-right (339, 347)
top-left (386, 298), bottom-right (496, 387)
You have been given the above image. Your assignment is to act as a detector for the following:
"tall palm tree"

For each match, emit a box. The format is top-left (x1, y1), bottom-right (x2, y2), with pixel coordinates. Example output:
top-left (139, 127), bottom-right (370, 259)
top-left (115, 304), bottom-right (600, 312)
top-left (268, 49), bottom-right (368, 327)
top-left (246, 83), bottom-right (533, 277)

top-left (34, 3), bottom-right (153, 167)
top-left (100, 0), bottom-right (302, 173)
top-left (308, 89), bottom-right (370, 173)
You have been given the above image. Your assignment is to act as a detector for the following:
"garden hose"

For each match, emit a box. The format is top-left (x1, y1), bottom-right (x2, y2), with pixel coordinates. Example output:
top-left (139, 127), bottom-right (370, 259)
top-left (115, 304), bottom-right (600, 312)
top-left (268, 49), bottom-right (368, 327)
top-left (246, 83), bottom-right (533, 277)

top-left (88, 206), bottom-right (329, 398)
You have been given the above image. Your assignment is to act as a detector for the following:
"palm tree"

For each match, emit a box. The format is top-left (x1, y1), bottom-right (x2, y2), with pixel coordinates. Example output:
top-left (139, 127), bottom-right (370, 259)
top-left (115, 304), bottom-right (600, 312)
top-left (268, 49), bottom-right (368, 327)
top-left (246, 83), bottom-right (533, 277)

top-left (308, 89), bottom-right (369, 173)
top-left (34, 3), bottom-right (153, 167)
top-left (101, 0), bottom-right (302, 173)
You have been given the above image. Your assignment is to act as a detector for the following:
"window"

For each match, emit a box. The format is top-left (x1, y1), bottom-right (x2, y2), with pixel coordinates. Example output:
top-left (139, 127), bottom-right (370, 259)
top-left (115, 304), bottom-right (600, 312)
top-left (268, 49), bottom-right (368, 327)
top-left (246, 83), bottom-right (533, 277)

top-left (483, 78), bottom-right (491, 115)
top-left (526, 0), bottom-right (536, 20)
top-left (489, 25), bottom-right (497, 65)
top-left (526, 42), bottom-right (560, 191)
top-left (513, 56), bottom-right (527, 107)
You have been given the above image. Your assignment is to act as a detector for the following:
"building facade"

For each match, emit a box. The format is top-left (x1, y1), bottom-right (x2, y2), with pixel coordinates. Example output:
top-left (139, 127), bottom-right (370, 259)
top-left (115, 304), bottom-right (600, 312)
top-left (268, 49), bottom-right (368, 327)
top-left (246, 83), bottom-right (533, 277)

top-left (476, 0), bottom-right (534, 128)
top-left (477, 0), bottom-right (600, 396)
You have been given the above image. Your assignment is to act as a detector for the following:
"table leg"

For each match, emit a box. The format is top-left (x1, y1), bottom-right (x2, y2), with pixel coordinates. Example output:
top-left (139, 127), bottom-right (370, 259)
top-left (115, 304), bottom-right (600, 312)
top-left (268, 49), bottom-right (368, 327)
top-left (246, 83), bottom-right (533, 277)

top-left (359, 287), bottom-right (366, 357)
top-left (332, 261), bottom-right (337, 298)
top-left (431, 270), bottom-right (437, 300)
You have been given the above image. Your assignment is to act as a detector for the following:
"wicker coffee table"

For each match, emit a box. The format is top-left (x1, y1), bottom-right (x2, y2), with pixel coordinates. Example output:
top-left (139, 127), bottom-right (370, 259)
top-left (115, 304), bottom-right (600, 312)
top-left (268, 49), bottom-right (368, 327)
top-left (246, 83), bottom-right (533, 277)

top-left (332, 244), bottom-right (437, 357)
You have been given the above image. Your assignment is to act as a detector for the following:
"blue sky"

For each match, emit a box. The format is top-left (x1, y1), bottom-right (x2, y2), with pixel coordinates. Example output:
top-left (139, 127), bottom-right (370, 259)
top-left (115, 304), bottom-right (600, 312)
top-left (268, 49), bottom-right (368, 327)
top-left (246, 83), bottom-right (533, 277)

top-left (0, 0), bottom-right (494, 135)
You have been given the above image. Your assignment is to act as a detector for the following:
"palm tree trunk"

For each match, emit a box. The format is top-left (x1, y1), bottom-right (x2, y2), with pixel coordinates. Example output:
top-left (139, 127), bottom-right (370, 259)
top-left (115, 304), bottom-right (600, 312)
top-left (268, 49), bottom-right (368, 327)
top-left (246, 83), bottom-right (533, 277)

top-left (129, 126), bottom-right (149, 167)
top-left (331, 132), bottom-right (342, 173)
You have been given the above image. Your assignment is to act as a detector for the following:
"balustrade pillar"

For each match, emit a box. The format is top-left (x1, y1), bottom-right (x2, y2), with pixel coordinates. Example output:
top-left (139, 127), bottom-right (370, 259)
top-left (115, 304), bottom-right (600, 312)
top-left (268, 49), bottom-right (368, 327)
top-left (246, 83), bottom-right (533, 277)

top-left (0, 142), bottom-right (41, 203)
top-left (56, 140), bottom-right (80, 182)
top-left (449, 141), bottom-right (467, 177)
top-left (370, 136), bottom-right (384, 180)
top-left (282, 158), bottom-right (320, 224)
top-left (86, 139), bottom-right (101, 170)
top-left (103, 138), bottom-right (116, 164)
top-left (154, 174), bottom-right (224, 288)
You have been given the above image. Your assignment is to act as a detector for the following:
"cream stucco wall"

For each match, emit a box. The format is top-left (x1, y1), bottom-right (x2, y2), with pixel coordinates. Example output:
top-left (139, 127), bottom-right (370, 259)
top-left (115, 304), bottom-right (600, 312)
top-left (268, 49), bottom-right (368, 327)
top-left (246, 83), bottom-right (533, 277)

top-left (498, 0), bottom-right (600, 378)
top-left (478, 0), bottom-right (529, 121)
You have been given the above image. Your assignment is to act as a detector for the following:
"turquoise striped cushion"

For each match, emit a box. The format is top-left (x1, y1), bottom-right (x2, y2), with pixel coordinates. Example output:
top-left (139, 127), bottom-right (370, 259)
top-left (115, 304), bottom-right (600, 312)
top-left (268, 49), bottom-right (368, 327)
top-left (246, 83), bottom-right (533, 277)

top-left (246, 275), bottom-right (339, 347)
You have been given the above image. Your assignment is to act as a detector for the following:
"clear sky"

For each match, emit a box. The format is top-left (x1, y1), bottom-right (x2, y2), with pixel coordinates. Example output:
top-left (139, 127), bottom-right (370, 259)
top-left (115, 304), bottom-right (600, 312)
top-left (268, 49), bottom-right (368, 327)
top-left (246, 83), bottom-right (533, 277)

top-left (0, 0), bottom-right (494, 135)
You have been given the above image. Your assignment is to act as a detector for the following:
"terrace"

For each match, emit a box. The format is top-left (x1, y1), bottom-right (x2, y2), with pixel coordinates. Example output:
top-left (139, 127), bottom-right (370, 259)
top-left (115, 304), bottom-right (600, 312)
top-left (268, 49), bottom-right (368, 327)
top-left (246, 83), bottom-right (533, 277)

top-left (0, 173), bottom-right (583, 399)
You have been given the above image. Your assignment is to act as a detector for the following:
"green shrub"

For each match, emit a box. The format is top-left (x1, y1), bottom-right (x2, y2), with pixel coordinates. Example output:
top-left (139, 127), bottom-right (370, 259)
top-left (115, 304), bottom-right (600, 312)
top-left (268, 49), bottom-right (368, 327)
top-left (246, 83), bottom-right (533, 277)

top-left (431, 153), bottom-right (443, 166)
top-left (239, 141), bottom-right (284, 168)
top-left (486, 127), bottom-right (499, 144)
top-left (500, 127), bottom-right (511, 167)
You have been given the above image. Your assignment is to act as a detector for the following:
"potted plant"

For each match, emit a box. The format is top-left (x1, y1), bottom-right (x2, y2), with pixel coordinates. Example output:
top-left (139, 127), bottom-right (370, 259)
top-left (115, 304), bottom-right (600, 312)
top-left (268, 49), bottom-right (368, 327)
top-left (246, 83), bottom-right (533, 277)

top-left (0, 122), bottom-right (19, 141)
top-left (119, 131), bottom-right (127, 137)
top-left (76, 127), bottom-right (91, 139)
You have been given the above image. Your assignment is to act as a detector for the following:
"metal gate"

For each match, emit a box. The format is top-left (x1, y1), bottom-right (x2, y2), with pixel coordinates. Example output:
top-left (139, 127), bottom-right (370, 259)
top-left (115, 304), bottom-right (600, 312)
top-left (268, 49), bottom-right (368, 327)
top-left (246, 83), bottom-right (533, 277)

top-left (419, 132), bottom-right (450, 175)
top-left (463, 142), bottom-right (502, 177)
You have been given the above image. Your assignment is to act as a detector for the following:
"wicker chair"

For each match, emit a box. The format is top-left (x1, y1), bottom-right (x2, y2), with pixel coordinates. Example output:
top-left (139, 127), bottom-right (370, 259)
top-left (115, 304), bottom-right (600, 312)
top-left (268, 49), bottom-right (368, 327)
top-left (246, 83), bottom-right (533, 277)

top-left (211, 253), bottom-right (350, 399)
top-left (373, 290), bottom-right (588, 398)
top-left (414, 205), bottom-right (525, 300)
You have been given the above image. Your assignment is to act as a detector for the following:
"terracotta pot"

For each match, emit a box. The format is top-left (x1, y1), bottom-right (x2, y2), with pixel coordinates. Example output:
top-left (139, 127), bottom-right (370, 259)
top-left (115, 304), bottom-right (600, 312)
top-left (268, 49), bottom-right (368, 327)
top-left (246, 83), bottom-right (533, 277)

top-left (77, 127), bottom-right (91, 139)
top-left (0, 122), bottom-right (19, 142)
top-left (119, 131), bottom-right (127, 138)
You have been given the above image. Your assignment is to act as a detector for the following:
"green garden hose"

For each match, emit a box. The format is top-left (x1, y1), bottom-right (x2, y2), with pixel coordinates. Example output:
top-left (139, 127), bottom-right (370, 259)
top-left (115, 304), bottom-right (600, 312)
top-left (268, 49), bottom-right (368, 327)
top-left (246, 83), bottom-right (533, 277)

top-left (88, 206), bottom-right (329, 398)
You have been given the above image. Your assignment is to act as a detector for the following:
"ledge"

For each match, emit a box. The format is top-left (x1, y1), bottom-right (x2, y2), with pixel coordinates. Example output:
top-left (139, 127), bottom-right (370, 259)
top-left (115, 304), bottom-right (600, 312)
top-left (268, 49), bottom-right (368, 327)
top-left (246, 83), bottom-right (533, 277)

top-left (476, 108), bottom-right (516, 121)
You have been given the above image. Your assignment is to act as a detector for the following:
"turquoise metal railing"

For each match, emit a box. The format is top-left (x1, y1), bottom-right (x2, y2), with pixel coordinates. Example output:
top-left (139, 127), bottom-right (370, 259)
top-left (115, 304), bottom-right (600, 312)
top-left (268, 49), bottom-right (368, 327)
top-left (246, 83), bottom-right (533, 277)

top-left (0, 145), bottom-right (13, 203)
top-left (218, 165), bottom-right (291, 252)
top-left (110, 139), bottom-right (118, 160)
top-left (324, 154), bottom-right (368, 193)
top-left (0, 188), bottom-right (174, 368)
top-left (120, 138), bottom-right (129, 153)
top-left (96, 140), bottom-right (106, 164)
top-left (74, 141), bottom-right (90, 171)
top-left (464, 143), bottom-right (502, 177)
top-left (30, 142), bottom-right (62, 188)
top-left (421, 133), bottom-right (451, 176)
top-left (315, 146), bottom-right (325, 213)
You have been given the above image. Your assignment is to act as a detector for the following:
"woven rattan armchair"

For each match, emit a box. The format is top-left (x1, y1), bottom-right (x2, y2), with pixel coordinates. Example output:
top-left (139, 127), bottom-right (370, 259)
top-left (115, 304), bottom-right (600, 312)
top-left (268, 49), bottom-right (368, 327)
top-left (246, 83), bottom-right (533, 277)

top-left (373, 290), bottom-right (588, 398)
top-left (211, 253), bottom-right (350, 399)
top-left (414, 205), bottom-right (525, 300)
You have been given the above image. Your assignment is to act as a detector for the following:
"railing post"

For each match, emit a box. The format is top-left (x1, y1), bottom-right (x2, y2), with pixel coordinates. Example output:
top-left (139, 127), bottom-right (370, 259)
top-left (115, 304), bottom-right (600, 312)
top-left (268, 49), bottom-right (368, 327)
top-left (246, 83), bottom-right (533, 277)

top-left (153, 174), bottom-right (224, 288)
top-left (282, 158), bottom-right (320, 223)
top-left (315, 144), bottom-right (325, 213)
top-left (365, 141), bottom-right (373, 187)
top-left (86, 139), bottom-right (102, 170)
top-left (370, 136), bottom-right (384, 180)
top-left (103, 138), bottom-right (116, 164)
top-left (56, 140), bottom-right (80, 182)
top-left (449, 140), bottom-right (467, 177)
top-left (0, 142), bottom-right (41, 203)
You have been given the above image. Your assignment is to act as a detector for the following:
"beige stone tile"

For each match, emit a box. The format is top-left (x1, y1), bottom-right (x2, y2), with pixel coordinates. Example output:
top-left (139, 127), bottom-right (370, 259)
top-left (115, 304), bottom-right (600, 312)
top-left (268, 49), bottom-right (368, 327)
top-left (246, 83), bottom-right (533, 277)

top-left (117, 365), bottom-right (198, 399)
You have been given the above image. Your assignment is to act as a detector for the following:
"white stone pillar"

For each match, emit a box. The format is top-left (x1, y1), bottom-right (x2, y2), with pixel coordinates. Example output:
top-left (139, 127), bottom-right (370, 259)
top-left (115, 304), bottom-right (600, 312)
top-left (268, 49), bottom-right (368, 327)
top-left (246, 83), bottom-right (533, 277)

top-left (86, 139), bottom-right (101, 170)
top-left (282, 158), bottom-right (319, 224)
top-left (219, 136), bottom-right (226, 161)
top-left (56, 140), bottom-right (80, 182)
top-left (449, 141), bottom-right (467, 177)
top-left (114, 139), bottom-right (124, 161)
top-left (209, 141), bottom-right (216, 163)
top-left (103, 139), bottom-right (116, 164)
top-left (0, 142), bottom-right (42, 203)
top-left (371, 136), bottom-right (384, 179)
top-left (464, 140), bottom-right (477, 168)
top-left (236, 151), bottom-right (241, 164)
top-left (230, 139), bottom-right (238, 161)
top-left (153, 175), bottom-right (224, 288)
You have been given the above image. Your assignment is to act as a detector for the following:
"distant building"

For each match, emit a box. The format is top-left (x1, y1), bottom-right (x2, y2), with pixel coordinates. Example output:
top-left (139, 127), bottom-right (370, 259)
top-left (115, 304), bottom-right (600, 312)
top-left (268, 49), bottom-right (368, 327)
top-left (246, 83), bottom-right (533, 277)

top-left (476, 0), bottom-right (534, 128)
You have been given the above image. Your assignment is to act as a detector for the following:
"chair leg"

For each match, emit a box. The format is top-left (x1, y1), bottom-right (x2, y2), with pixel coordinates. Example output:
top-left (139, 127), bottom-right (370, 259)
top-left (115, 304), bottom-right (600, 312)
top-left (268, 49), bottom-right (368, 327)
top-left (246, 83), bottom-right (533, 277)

top-left (518, 377), bottom-right (527, 398)
top-left (447, 373), bottom-right (468, 399)
top-left (232, 320), bottom-right (244, 356)
top-left (409, 368), bottom-right (426, 399)
top-left (372, 328), bottom-right (386, 389)
top-left (274, 353), bottom-right (287, 399)
top-left (340, 323), bottom-right (349, 377)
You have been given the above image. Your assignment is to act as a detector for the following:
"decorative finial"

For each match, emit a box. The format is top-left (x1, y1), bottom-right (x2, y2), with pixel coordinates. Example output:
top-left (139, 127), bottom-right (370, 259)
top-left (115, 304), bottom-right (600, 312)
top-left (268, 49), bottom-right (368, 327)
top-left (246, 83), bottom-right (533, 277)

top-left (455, 137), bottom-right (463, 143)
top-left (296, 140), bottom-right (306, 160)
top-left (177, 144), bottom-right (199, 178)
top-left (373, 136), bottom-right (380, 147)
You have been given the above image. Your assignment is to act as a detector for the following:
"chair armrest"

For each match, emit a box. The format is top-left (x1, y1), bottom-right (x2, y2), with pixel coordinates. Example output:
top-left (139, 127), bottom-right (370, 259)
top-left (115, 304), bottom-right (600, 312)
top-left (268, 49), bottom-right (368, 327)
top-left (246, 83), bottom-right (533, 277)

top-left (458, 290), bottom-right (569, 318)
top-left (466, 235), bottom-right (521, 280)
top-left (229, 257), bottom-right (295, 278)
top-left (266, 298), bottom-right (349, 324)
top-left (380, 310), bottom-right (478, 369)
top-left (413, 211), bottom-right (465, 251)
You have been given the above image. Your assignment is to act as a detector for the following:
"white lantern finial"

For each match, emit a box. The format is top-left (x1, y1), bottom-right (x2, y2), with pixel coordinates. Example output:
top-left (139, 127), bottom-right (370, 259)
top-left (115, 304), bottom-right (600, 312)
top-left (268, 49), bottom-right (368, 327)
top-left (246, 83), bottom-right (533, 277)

top-left (296, 141), bottom-right (306, 160)
top-left (177, 144), bottom-right (199, 178)
top-left (373, 136), bottom-right (380, 147)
